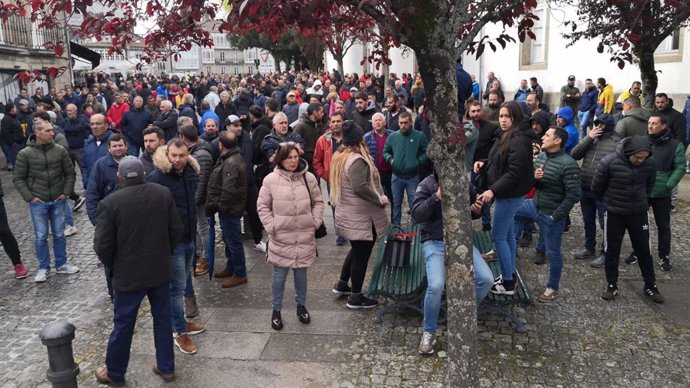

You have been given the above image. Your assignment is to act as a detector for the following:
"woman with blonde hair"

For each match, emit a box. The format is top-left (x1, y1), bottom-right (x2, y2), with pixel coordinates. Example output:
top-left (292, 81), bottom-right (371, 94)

top-left (257, 143), bottom-right (324, 330)
top-left (330, 121), bottom-right (390, 309)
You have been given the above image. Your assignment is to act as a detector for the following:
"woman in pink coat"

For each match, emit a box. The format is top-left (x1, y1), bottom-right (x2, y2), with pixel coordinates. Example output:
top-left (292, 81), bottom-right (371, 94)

top-left (257, 143), bottom-right (324, 331)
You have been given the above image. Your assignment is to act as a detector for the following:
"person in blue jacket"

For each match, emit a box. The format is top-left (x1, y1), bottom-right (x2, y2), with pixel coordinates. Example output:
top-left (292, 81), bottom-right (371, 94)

top-left (577, 78), bottom-right (599, 138)
top-left (555, 107), bottom-right (579, 154)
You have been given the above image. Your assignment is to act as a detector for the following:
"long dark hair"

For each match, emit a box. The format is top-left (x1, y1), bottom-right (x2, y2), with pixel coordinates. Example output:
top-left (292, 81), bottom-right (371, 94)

top-left (498, 101), bottom-right (526, 155)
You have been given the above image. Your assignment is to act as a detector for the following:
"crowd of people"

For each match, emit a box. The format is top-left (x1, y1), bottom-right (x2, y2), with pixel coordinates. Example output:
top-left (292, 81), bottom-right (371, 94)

top-left (0, 66), bottom-right (688, 382)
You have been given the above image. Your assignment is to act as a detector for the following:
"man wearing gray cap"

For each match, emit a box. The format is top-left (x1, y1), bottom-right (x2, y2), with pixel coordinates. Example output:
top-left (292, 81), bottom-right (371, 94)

top-left (94, 156), bottom-right (183, 386)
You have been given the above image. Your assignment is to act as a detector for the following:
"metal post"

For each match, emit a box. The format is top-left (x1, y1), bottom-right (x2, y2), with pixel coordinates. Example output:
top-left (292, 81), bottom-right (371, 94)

top-left (40, 320), bottom-right (80, 388)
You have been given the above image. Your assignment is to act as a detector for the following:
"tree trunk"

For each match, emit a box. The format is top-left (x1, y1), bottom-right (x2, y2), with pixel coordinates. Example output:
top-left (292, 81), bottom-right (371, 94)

top-left (337, 56), bottom-right (345, 79)
top-left (638, 47), bottom-right (658, 110)
top-left (404, 1), bottom-right (477, 386)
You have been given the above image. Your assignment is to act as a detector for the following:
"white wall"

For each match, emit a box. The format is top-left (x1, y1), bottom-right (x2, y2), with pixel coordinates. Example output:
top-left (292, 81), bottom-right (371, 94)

top-left (324, 42), bottom-right (416, 76)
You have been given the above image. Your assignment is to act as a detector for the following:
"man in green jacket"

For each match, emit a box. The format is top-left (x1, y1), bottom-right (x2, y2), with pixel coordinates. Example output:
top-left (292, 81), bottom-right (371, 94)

top-left (382, 111), bottom-right (428, 226)
top-left (513, 126), bottom-right (581, 303)
top-left (13, 118), bottom-right (78, 283)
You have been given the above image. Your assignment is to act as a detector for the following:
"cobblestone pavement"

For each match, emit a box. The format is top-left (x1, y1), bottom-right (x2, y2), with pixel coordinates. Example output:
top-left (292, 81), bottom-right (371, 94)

top-left (0, 170), bottom-right (688, 387)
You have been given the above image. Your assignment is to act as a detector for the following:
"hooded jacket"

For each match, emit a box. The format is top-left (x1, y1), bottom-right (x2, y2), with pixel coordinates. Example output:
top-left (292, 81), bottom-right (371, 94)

top-left (257, 159), bottom-right (324, 268)
top-left (571, 119), bottom-right (620, 190)
top-left (483, 125), bottom-right (535, 199)
top-left (614, 107), bottom-right (650, 138)
top-left (598, 84), bottom-right (615, 114)
top-left (147, 146), bottom-right (200, 242)
top-left (649, 128), bottom-right (686, 198)
top-left (13, 135), bottom-right (76, 202)
top-left (555, 107), bottom-right (579, 154)
top-left (591, 136), bottom-right (656, 214)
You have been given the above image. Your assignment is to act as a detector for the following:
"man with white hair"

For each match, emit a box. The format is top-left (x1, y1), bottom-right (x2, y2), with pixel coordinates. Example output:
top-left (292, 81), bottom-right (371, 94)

top-left (153, 100), bottom-right (179, 141)
top-left (215, 91), bottom-right (237, 126)
top-left (203, 86), bottom-right (220, 111)
top-left (178, 93), bottom-right (199, 129)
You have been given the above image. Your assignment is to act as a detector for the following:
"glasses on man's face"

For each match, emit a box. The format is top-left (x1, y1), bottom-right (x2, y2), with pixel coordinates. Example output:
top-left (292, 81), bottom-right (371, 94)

top-left (279, 141), bottom-right (296, 147)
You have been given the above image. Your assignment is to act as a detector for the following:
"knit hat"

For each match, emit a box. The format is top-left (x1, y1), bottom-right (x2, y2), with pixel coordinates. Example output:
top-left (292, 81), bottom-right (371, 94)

top-left (342, 120), bottom-right (364, 146)
top-left (117, 155), bottom-right (145, 179)
top-left (4, 103), bottom-right (15, 114)
top-left (622, 135), bottom-right (652, 157)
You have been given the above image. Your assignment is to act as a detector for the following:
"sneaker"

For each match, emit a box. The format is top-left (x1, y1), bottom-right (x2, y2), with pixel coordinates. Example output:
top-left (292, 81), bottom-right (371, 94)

top-left (14, 264), bottom-right (28, 279)
top-left (94, 366), bottom-right (125, 386)
top-left (185, 295), bottom-right (199, 318)
top-left (64, 225), bottom-right (78, 237)
top-left (537, 288), bottom-right (558, 303)
top-left (492, 274), bottom-right (503, 285)
top-left (346, 293), bottom-right (379, 310)
top-left (533, 251), bottom-right (546, 265)
top-left (518, 234), bottom-right (532, 247)
top-left (335, 235), bottom-right (347, 246)
top-left (490, 279), bottom-right (515, 296)
top-left (332, 280), bottom-right (352, 296)
top-left (174, 334), bottom-right (197, 354)
top-left (601, 284), bottom-right (618, 301)
top-left (624, 253), bottom-right (638, 265)
top-left (72, 196), bottom-right (86, 212)
top-left (186, 321), bottom-right (205, 335)
top-left (194, 257), bottom-right (209, 276)
top-left (644, 285), bottom-right (665, 304)
top-left (55, 264), bottom-right (80, 274)
top-left (297, 305), bottom-right (310, 324)
top-left (214, 268), bottom-right (233, 278)
top-left (254, 241), bottom-right (267, 253)
top-left (271, 310), bottom-right (283, 331)
top-left (574, 249), bottom-right (595, 260)
top-left (481, 249), bottom-right (497, 261)
top-left (34, 268), bottom-right (50, 283)
top-left (417, 331), bottom-right (437, 355)
top-left (659, 257), bottom-right (673, 272)
top-left (152, 365), bottom-right (175, 383)
top-left (590, 255), bottom-right (605, 268)
top-left (221, 275), bottom-right (247, 288)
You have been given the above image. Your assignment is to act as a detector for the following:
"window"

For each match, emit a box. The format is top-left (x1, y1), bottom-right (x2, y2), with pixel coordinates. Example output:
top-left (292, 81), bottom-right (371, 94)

top-left (212, 33), bottom-right (230, 49)
top-left (202, 48), bottom-right (214, 64)
top-left (234, 67), bottom-right (239, 75)
top-left (655, 28), bottom-right (684, 63)
top-left (219, 52), bottom-right (225, 63)
top-left (518, 4), bottom-right (549, 69)
top-left (174, 46), bottom-right (200, 70)
top-left (221, 67), bottom-right (225, 74)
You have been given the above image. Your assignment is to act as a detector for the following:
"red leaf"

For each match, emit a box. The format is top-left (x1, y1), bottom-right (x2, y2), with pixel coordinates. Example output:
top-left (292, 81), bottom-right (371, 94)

top-left (31, 0), bottom-right (41, 11)
top-left (55, 42), bottom-right (64, 57)
top-left (64, 0), bottom-right (73, 14)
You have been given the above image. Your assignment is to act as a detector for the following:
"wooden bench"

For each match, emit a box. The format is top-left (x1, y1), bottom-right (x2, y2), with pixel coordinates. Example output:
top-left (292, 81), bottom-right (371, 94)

top-left (368, 225), bottom-right (426, 323)
top-left (473, 229), bottom-right (533, 333)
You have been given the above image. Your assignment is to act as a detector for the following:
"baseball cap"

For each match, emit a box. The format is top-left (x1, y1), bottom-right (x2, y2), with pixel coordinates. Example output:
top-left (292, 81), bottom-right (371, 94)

top-left (350, 87), bottom-right (358, 92)
top-left (227, 114), bottom-right (241, 124)
top-left (287, 91), bottom-right (296, 97)
top-left (118, 156), bottom-right (145, 179)
top-left (568, 75), bottom-right (575, 81)
top-left (19, 99), bottom-right (29, 106)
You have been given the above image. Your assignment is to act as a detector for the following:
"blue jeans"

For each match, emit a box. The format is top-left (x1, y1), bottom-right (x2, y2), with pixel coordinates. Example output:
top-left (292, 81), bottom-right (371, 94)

top-left (578, 111), bottom-right (592, 139)
top-left (580, 188), bottom-right (605, 253)
top-left (421, 241), bottom-right (493, 334)
top-left (271, 266), bottom-right (307, 311)
top-left (514, 199), bottom-right (566, 290)
top-left (63, 200), bottom-right (74, 226)
top-left (106, 282), bottom-right (174, 383)
top-left (218, 213), bottom-right (246, 278)
top-left (391, 174), bottom-right (419, 226)
top-left (492, 196), bottom-right (524, 282)
top-left (29, 199), bottom-right (67, 270)
top-left (170, 240), bottom-right (195, 335)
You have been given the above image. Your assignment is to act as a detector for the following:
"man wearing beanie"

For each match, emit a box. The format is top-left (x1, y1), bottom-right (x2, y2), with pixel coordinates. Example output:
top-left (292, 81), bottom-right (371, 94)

top-left (592, 135), bottom-right (663, 303)
top-left (94, 156), bottom-right (183, 385)
top-left (571, 114), bottom-right (620, 267)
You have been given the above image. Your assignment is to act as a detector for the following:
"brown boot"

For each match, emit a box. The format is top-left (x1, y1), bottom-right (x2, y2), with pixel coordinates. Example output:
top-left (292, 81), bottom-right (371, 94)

top-left (94, 366), bottom-right (125, 386)
top-left (185, 295), bottom-right (199, 318)
top-left (174, 333), bottom-right (197, 354)
top-left (194, 257), bottom-right (209, 277)
top-left (221, 275), bottom-right (248, 288)
top-left (186, 321), bottom-right (205, 335)
top-left (152, 365), bottom-right (176, 382)
top-left (214, 268), bottom-right (233, 278)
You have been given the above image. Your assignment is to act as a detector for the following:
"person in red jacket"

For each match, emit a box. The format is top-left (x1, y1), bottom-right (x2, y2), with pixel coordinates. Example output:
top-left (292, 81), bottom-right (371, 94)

top-left (313, 112), bottom-right (345, 245)
top-left (106, 93), bottom-right (130, 132)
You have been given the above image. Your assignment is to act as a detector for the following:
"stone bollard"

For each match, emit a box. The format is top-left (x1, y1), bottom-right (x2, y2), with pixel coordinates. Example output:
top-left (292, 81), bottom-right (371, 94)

top-left (39, 320), bottom-right (80, 388)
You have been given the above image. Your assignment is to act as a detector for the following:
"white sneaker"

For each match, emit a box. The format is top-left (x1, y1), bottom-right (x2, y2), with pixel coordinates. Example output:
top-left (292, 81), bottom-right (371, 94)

top-left (55, 264), bottom-right (80, 274)
top-left (254, 241), bottom-right (267, 253)
top-left (34, 268), bottom-right (50, 283)
top-left (64, 225), bottom-right (78, 237)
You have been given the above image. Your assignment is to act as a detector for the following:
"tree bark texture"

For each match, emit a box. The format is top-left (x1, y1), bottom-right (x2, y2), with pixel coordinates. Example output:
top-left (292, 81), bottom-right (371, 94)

top-left (637, 47), bottom-right (658, 111)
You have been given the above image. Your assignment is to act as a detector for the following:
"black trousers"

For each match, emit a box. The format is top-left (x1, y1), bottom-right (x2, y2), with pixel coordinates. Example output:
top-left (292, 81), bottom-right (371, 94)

top-left (648, 197), bottom-right (672, 258)
top-left (244, 185), bottom-right (263, 244)
top-left (339, 225), bottom-right (377, 294)
top-left (604, 211), bottom-right (656, 287)
top-left (0, 197), bottom-right (21, 266)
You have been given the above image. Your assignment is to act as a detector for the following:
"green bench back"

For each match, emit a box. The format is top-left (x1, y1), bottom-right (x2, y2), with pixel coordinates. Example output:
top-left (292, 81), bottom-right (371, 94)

top-left (368, 225), bottom-right (426, 299)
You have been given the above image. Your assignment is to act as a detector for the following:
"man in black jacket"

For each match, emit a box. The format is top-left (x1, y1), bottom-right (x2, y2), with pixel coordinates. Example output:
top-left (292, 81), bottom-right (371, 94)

top-left (592, 136), bottom-right (664, 304)
top-left (467, 100), bottom-right (498, 231)
top-left (654, 93), bottom-right (687, 144)
top-left (154, 100), bottom-right (179, 141)
top-left (147, 140), bottom-right (206, 355)
top-left (94, 156), bottom-right (182, 386)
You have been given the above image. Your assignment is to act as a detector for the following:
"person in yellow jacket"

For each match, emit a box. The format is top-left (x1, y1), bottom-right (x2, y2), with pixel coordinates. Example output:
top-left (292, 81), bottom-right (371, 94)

top-left (616, 81), bottom-right (642, 103)
top-left (597, 77), bottom-right (615, 114)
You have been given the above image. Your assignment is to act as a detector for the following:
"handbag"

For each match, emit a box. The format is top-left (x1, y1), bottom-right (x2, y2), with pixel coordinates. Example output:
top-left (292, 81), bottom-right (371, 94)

top-left (383, 230), bottom-right (416, 268)
top-left (303, 174), bottom-right (327, 239)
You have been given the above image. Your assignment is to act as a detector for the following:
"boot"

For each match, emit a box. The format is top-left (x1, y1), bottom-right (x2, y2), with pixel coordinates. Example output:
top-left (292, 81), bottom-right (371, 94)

top-left (185, 295), bottom-right (199, 318)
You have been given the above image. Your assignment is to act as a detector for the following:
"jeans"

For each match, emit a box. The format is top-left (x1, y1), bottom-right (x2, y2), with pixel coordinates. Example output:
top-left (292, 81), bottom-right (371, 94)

top-left (271, 266), bottom-right (307, 311)
top-left (580, 188), bottom-right (605, 253)
top-left (470, 171), bottom-right (492, 227)
top-left (63, 200), bottom-right (74, 226)
top-left (218, 213), bottom-right (246, 278)
top-left (170, 240), bottom-right (195, 335)
top-left (514, 199), bottom-right (566, 290)
top-left (29, 199), bottom-right (67, 270)
top-left (245, 185), bottom-right (264, 244)
top-left (0, 139), bottom-right (18, 165)
top-left (421, 241), bottom-right (493, 334)
top-left (391, 174), bottom-right (419, 226)
top-left (68, 149), bottom-right (86, 190)
top-left (578, 111), bottom-right (592, 139)
top-left (195, 204), bottom-right (208, 258)
top-left (106, 283), bottom-right (174, 383)
top-left (492, 196), bottom-right (524, 282)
